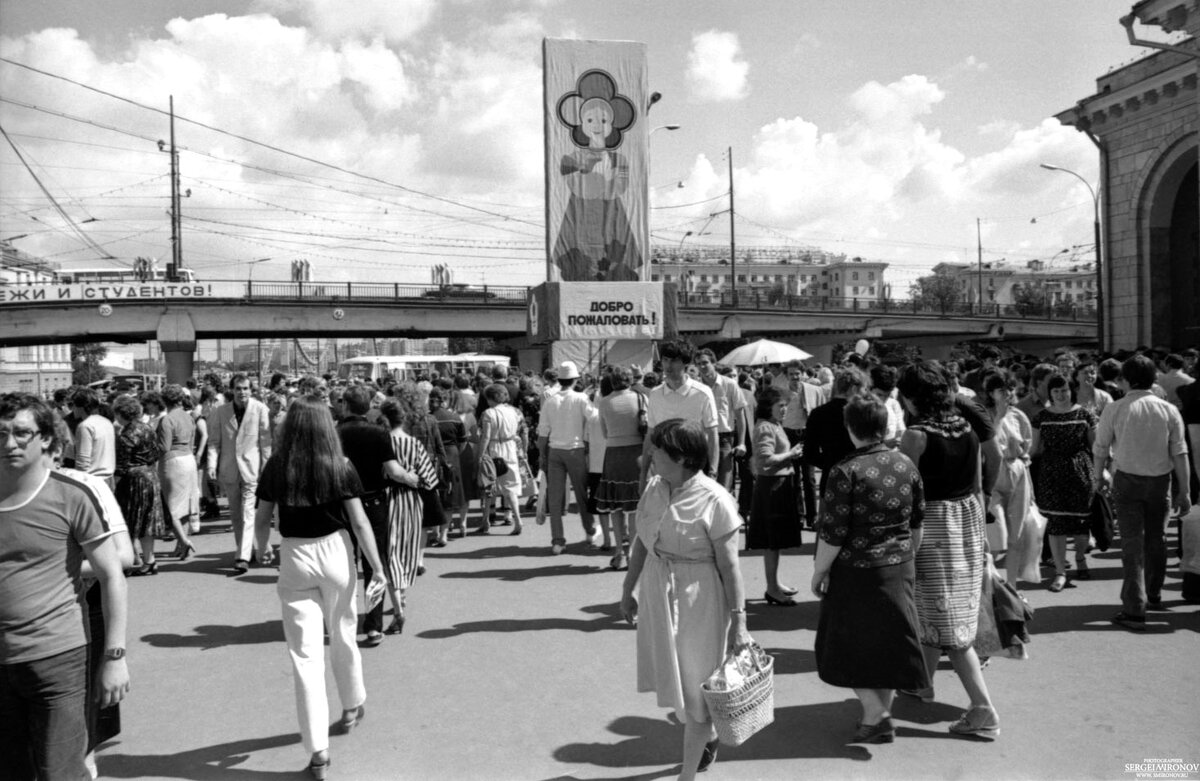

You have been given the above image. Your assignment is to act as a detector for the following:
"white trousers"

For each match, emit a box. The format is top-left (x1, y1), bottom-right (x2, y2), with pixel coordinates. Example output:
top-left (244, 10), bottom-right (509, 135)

top-left (223, 477), bottom-right (268, 561)
top-left (277, 529), bottom-right (365, 754)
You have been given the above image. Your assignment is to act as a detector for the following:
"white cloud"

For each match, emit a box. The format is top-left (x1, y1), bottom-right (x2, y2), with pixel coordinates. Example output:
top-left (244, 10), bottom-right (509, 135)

top-left (686, 30), bottom-right (749, 102)
top-left (657, 74), bottom-right (1095, 269)
top-left (254, 0), bottom-right (437, 43)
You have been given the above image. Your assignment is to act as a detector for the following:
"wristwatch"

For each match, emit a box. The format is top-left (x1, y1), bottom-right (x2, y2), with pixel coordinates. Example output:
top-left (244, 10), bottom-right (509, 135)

top-left (103, 647), bottom-right (126, 661)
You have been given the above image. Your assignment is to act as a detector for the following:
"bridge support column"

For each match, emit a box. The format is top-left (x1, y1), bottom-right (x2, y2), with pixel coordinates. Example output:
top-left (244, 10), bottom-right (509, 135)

top-left (157, 310), bottom-right (197, 385)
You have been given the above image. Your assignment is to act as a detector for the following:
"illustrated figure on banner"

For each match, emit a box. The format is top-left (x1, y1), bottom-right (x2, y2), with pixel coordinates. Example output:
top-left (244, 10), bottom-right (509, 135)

top-left (554, 69), bottom-right (641, 282)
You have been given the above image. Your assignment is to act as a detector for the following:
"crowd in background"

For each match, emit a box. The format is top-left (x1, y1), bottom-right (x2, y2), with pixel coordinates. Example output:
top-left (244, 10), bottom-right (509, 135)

top-left (3, 339), bottom-right (1197, 778)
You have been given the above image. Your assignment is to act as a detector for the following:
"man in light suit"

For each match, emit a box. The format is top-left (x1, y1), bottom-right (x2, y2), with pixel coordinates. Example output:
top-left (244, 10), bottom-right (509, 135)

top-left (206, 373), bottom-right (272, 573)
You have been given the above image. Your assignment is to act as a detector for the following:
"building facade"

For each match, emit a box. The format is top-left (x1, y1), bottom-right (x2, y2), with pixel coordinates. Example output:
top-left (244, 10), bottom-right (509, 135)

top-left (1, 242), bottom-right (72, 395)
top-left (649, 245), bottom-right (890, 306)
top-left (932, 259), bottom-right (1099, 313)
top-left (1058, 0), bottom-right (1200, 350)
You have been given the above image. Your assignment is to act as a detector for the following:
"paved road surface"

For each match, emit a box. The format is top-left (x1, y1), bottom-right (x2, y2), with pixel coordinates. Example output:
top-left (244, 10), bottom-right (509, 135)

top-left (96, 506), bottom-right (1200, 780)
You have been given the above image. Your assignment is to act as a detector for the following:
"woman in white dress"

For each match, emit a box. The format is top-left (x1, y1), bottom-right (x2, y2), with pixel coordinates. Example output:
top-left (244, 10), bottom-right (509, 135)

top-left (982, 371), bottom-right (1042, 586)
top-left (476, 383), bottom-right (524, 535)
top-left (620, 419), bottom-right (753, 780)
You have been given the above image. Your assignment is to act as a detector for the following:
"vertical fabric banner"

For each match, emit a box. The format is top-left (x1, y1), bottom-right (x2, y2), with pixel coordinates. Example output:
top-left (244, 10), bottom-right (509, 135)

top-left (544, 39), bottom-right (649, 283)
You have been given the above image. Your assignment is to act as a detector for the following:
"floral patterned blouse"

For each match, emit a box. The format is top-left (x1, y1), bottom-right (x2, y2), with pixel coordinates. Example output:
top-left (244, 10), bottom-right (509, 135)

top-left (116, 419), bottom-right (162, 477)
top-left (817, 443), bottom-right (925, 568)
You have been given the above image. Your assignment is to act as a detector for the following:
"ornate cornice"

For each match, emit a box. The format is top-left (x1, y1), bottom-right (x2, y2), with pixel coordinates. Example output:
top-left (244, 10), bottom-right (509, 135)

top-left (1056, 56), bottom-right (1196, 133)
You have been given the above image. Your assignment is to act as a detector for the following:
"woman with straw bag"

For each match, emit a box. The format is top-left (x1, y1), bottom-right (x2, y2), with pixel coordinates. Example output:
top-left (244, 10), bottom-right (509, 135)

top-left (620, 418), bottom-right (752, 780)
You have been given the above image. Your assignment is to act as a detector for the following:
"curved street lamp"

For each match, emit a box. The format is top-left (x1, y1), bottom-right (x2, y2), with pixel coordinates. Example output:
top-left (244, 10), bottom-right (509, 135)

top-left (1040, 163), bottom-right (1103, 348)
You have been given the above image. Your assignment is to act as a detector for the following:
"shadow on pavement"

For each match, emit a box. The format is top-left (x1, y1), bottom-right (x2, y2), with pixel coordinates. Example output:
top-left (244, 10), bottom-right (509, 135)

top-left (98, 732), bottom-right (301, 779)
top-left (553, 701), bottom-right (876, 774)
top-left (417, 602), bottom-right (629, 638)
top-left (438, 563), bottom-right (607, 581)
top-left (142, 620), bottom-right (285, 650)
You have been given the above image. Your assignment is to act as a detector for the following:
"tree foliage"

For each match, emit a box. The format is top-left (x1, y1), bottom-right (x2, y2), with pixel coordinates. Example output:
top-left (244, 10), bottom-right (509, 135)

top-left (71, 343), bottom-right (108, 385)
top-left (908, 272), bottom-right (961, 311)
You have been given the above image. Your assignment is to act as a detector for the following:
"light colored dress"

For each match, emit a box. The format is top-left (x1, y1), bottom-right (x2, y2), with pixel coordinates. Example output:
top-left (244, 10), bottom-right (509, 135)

top-left (989, 407), bottom-right (1043, 584)
top-left (635, 473), bottom-right (741, 722)
top-left (480, 404), bottom-right (523, 493)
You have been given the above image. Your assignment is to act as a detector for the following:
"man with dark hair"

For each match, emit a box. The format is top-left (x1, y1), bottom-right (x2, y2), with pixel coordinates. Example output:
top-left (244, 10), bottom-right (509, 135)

top-left (0, 394), bottom-right (130, 779)
top-left (1158, 353), bottom-right (1194, 409)
top-left (693, 347), bottom-right (747, 492)
top-left (71, 388), bottom-right (116, 489)
top-left (641, 340), bottom-right (717, 489)
top-left (207, 373), bottom-right (273, 573)
top-left (337, 385), bottom-right (401, 645)
top-left (1016, 363), bottom-right (1056, 421)
top-left (782, 359), bottom-right (825, 524)
top-left (1094, 354), bottom-right (1191, 630)
top-left (963, 346), bottom-right (1002, 396)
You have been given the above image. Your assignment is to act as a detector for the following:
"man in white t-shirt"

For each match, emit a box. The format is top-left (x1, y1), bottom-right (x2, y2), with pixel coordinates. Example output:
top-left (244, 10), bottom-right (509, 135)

top-left (640, 340), bottom-right (718, 489)
top-left (694, 348), bottom-right (747, 492)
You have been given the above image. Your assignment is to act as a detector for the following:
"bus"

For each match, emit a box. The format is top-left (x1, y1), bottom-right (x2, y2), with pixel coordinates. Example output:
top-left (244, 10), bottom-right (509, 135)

top-left (55, 266), bottom-right (197, 284)
top-left (87, 373), bottom-right (167, 393)
top-left (337, 354), bottom-right (510, 384)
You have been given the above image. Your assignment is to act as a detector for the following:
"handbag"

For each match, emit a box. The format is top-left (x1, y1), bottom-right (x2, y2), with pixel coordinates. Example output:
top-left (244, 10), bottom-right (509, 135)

top-left (492, 456), bottom-right (509, 477)
top-left (700, 644), bottom-right (774, 746)
top-left (1090, 491), bottom-right (1114, 552)
top-left (636, 391), bottom-right (648, 437)
top-left (436, 458), bottom-right (454, 502)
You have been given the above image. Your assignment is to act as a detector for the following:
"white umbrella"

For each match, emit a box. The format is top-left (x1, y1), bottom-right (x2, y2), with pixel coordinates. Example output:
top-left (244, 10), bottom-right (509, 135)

top-left (719, 339), bottom-right (812, 367)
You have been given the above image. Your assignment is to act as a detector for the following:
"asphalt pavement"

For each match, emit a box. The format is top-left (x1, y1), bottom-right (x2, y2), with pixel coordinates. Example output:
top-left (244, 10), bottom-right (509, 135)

top-left (95, 504), bottom-right (1200, 781)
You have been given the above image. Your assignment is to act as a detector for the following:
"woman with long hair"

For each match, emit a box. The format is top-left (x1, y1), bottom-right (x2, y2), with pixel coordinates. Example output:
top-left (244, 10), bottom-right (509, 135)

top-left (380, 398), bottom-right (439, 634)
top-left (749, 386), bottom-right (805, 605)
top-left (1031, 373), bottom-right (1098, 591)
top-left (897, 362), bottom-right (999, 739)
top-left (113, 394), bottom-right (165, 576)
top-left (981, 371), bottom-right (1040, 586)
top-left (157, 384), bottom-right (198, 560)
top-left (253, 395), bottom-right (387, 779)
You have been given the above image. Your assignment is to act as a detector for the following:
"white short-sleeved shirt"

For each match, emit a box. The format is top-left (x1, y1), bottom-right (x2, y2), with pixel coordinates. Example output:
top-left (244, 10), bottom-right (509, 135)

top-left (645, 378), bottom-right (717, 433)
top-left (702, 374), bottom-right (747, 434)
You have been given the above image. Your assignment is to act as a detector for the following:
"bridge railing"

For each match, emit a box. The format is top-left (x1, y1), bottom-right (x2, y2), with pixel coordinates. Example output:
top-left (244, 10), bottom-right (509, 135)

top-left (245, 282), bottom-right (529, 303)
top-left (677, 290), bottom-right (1096, 321)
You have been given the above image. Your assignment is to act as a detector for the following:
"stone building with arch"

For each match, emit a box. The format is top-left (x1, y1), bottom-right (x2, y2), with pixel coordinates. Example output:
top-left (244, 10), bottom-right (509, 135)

top-left (1057, 0), bottom-right (1199, 351)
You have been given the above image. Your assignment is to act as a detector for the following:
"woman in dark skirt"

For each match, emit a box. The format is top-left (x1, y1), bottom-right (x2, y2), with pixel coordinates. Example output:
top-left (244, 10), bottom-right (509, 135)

top-left (430, 389), bottom-right (468, 538)
top-left (749, 386), bottom-right (805, 605)
top-left (596, 367), bottom-right (643, 570)
top-left (812, 394), bottom-right (929, 744)
top-left (113, 394), bottom-right (165, 576)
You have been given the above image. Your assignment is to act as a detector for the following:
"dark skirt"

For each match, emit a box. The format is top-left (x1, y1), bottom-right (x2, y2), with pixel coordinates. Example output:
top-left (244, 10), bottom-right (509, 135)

top-left (440, 445), bottom-right (466, 510)
top-left (116, 465), bottom-right (164, 539)
top-left (747, 474), bottom-right (802, 550)
top-left (596, 444), bottom-right (641, 513)
top-left (815, 560), bottom-right (930, 690)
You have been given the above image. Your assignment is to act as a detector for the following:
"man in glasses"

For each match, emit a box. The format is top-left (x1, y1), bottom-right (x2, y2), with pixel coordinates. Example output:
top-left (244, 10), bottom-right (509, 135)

top-left (0, 394), bottom-right (130, 779)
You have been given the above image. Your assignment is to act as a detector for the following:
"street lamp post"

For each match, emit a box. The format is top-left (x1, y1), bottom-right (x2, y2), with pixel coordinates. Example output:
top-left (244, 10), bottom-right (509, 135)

top-left (1040, 163), bottom-right (1104, 349)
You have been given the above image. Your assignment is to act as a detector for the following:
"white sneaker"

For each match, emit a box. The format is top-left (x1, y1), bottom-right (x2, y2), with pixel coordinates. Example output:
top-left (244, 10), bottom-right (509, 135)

top-left (587, 531), bottom-right (603, 549)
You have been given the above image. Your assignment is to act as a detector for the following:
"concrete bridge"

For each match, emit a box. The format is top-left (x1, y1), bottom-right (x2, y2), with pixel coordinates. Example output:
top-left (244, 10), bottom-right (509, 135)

top-left (0, 280), bottom-right (1096, 377)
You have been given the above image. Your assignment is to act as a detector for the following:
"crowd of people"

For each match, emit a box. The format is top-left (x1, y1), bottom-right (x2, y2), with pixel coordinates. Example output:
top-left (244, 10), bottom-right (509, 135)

top-left (1, 340), bottom-right (1196, 779)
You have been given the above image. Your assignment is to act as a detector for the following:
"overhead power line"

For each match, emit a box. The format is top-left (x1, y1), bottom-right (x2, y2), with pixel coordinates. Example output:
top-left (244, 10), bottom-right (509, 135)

top-left (0, 56), bottom-right (541, 229)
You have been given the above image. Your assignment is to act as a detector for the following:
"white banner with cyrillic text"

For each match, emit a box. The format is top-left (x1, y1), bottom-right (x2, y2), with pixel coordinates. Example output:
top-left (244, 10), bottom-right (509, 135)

top-left (558, 282), bottom-right (663, 340)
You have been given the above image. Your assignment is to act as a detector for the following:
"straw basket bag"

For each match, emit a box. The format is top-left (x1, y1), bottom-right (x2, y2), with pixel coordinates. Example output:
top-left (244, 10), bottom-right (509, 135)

top-left (701, 646), bottom-right (775, 746)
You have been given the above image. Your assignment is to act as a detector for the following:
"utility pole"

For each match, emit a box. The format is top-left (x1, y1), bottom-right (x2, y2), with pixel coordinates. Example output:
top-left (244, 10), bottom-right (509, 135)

top-left (168, 95), bottom-right (183, 282)
top-left (976, 218), bottom-right (983, 312)
top-left (728, 147), bottom-right (736, 307)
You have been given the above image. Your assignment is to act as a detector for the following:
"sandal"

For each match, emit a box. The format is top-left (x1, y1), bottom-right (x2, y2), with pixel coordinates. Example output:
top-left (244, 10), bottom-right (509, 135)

top-left (949, 706), bottom-right (1000, 740)
top-left (1048, 574), bottom-right (1067, 593)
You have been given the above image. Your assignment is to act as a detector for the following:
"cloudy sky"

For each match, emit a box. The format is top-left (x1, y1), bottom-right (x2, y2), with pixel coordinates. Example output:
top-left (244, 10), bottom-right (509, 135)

top-left (0, 0), bottom-right (1180, 293)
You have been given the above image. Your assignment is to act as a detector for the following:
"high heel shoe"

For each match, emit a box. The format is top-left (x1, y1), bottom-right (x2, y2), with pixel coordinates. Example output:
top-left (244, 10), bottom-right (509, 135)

top-left (129, 561), bottom-right (158, 577)
top-left (336, 704), bottom-right (365, 734)
top-left (179, 543), bottom-right (196, 562)
top-left (849, 717), bottom-right (895, 744)
top-left (510, 524), bottom-right (523, 536)
top-left (384, 615), bottom-right (405, 635)
top-left (697, 738), bottom-right (719, 771)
